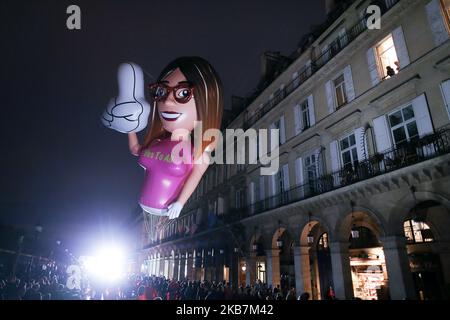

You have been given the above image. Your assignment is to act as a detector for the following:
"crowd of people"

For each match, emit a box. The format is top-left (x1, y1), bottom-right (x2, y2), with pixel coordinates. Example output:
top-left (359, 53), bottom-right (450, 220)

top-left (0, 254), bottom-right (319, 300)
top-left (1, 264), bottom-right (314, 300)
top-left (131, 276), bottom-right (311, 301)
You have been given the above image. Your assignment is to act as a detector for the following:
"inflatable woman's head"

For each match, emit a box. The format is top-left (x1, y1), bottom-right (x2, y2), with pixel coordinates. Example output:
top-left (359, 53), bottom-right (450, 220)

top-left (144, 57), bottom-right (224, 159)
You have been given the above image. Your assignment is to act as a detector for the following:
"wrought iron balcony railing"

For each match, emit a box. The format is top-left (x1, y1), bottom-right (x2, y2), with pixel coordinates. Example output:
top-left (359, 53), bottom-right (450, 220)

top-left (226, 125), bottom-right (450, 222)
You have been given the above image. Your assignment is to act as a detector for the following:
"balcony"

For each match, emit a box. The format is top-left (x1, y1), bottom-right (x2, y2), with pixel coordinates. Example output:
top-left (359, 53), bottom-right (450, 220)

top-left (233, 124), bottom-right (450, 221)
top-left (147, 124), bottom-right (450, 247)
top-left (243, 0), bottom-right (400, 129)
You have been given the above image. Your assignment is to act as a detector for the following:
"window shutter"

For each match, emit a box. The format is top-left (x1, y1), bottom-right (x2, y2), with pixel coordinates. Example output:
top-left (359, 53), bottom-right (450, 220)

top-left (294, 104), bottom-right (302, 135)
top-left (343, 65), bottom-right (356, 102)
top-left (426, 0), bottom-right (449, 46)
top-left (249, 182), bottom-right (255, 205)
top-left (295, 157), bottom-right (304, 198)
top-left (440, 80), bottom-right (450, 119)
top-left (295, 157), bottom-right (304, 185)
top-left (392, 26), bottom-right (410, 68)
top-left (282, 164), bottom-right (290, 190)
top-left (330, 140), bottom-right (340, 172)
top-left (366, 47), bottom-right (380, 86)
top-left (412, 94), bottom-right (434, 137)
top-left (259, 176), bottom-right (265, 201)
top-left (373, 115), bottom-right (393, 152)
top-left (354, 127), bottom-right (368, 161)
top-left (308, 94), bottom-right (316, 126)
top-left (269, 122), bottom-right (277, 152)
top-left (280, 115), bottom-right (286, 144)
top-left (326, 80), bottom-right (335, 114)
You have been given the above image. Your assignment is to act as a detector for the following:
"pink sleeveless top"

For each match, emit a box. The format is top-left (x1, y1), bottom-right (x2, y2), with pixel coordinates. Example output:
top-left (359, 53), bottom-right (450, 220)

top-left (138, 138), bottom-right (194, 210)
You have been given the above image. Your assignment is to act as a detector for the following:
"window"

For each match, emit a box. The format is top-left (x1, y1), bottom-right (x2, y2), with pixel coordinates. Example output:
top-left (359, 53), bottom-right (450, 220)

top-left (235, 189), bottom-right (244, 209)
top-left (301, 100), bottom-right (310, 130)
top-left (277, 170), bottom-right (285, 193)
top-left (256, 262), bottom-right (266, 283)
top-left (403, 220), bottom-right (434, 243)
top-left (304, 154), bottom-right (318, 193)
top-left (388, 105), bottom-right (419, 147)
top-left (442, 0), bottom-right (450, 28)
top-left (210, 199), bottom-right (218, 215)
top-left (254, 180), bottom-right (260, 203)
top-left (272, 118), bottom-right (285, 145)
top-left (334, 74), bottom-right (347, 108)
top-left (376, 35), bottom-right (399, 78)
top-left (440, 79), bottom-right (450, 119)
top-left (215, 166), bottom-right (219, 186)
top-left (340, 133), bottom-right (358, 168)
top-left (318, 233), bottom-right (329, 250)
top-left (259, 176), bottom-right (265, 201)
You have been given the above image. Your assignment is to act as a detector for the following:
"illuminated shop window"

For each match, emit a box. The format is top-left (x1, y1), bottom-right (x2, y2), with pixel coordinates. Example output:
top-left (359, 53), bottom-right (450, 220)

top-left (403, 220), bottom-right (435, 243)
top-left (376, 35), bottom-right (399, 78)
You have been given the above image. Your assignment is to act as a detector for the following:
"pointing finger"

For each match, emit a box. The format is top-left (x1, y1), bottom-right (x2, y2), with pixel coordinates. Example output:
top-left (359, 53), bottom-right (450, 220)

top-left (117, 62), bottom-right (145, 100)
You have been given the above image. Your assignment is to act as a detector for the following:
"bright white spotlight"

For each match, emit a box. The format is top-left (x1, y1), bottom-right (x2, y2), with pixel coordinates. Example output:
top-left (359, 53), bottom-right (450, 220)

top-left (82, 244), bottom-right (126, 283)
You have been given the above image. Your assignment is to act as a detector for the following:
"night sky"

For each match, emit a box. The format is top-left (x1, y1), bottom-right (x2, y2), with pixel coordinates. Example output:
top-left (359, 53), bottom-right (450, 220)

top-left (0, 0), bottom-right (325, 253)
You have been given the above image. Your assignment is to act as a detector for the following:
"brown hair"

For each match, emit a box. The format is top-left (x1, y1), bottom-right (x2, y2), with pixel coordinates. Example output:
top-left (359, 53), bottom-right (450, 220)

top-left (143, 57), bottom-right (224, 159)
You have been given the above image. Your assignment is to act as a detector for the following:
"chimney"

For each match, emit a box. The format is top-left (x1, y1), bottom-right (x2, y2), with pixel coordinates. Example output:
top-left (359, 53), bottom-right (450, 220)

top-left (325, 0), bottom-right (336, 15)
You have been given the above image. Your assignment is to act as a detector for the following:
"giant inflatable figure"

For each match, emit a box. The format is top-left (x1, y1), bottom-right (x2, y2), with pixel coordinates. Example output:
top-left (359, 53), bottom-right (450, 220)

top-left (102, 57), bottom-right (223, 219)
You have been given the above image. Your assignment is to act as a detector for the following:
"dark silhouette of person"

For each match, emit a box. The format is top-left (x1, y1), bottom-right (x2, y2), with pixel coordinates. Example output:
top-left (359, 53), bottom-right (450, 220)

top-left (386, 66), bottom-right (395, 77)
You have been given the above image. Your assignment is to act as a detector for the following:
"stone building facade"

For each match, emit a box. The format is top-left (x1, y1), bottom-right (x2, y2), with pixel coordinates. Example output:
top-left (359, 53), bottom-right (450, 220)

top-left (139, 0), bottom-right (450, 300)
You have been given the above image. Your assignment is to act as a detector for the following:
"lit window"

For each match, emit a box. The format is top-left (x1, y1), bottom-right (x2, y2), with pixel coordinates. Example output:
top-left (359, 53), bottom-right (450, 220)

top-left (441, 0), bottom-right (450, 29)
top-left (376, 35), bottom-right (399, 78)
top-left (403, 220), bottom-right (434, 243)
top-left (318, 233), bottom-right (329, 250)
top-left (334, 74), bottom-right (347, 108)
top-left (388, 105), bottom-right (419, 147)
top-left (340, 133), bottom-right (358, 168)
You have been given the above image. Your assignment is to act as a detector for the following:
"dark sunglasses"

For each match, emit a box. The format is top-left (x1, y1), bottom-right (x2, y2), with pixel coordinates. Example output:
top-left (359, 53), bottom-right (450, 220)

top-left (148, 82), bottom-right (195, 104)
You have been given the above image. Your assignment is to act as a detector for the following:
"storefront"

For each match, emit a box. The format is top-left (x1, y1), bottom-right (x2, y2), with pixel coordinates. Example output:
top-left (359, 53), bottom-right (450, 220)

top-left (350, 248), bottom-right (389, 300)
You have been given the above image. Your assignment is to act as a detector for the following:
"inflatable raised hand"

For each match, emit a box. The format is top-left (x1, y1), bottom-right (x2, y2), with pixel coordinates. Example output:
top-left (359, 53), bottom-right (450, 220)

top-left (101, 62), bottom-right (151, 133)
